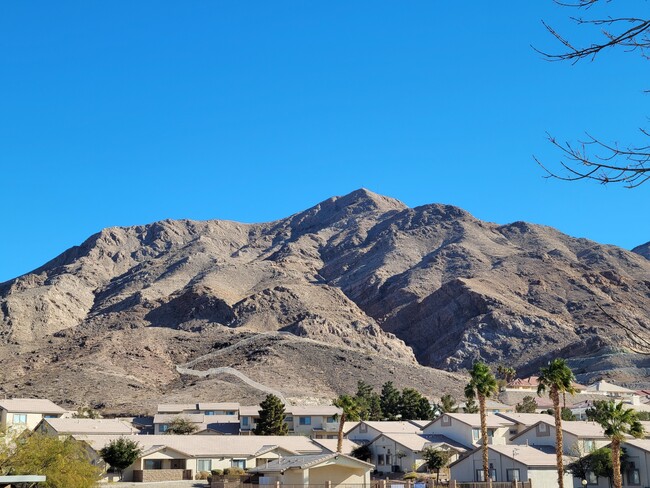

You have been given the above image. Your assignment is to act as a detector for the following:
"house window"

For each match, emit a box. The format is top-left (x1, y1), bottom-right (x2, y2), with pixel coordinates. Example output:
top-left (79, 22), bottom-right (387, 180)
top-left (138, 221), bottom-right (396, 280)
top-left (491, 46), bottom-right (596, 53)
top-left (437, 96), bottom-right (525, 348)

top-left (476, 469), bottom-right (497, 482)
top-left (472, 428), bottom-right (480, 441)
top-left (487, 428), bottom-right (495, 437)
top-left (232, 459), bottom-right (246, 469)
top-left (628, 463), bottom-right (640, 486)
top-left (377, 454), bottom-right (385, 465)
top-left (12, 414), bottom-right (27, 424)
top-left (159, 424), bottom-right (169, 433)
top-left (242, 417), bottom-right (249, 427)
top-left (441, 415), bottom-right (451, 427)
top-left (145, 460), bottom-right (163, 470)
top-left (586, 471), bottom-right (598, 485)
top-left (299, 416), bottom-right (311, 426)
top-left (386, 453), bottom-right (392, 465)
top-left (583, 439), bottom-right (595, 453)
top-left (326, 416), bottom-right (336, 423)
top-left (506, 469), bottom-right (520, 482)
top-left (226, 411), bottom-right (236, 415)
top-left (205, 411), bottom-right (216, 416)
top-left (284, 416), bottom-right (293, 422)
top-left (359, 423), bottom-right (367, 433)
top-left (197, 459), bottom-right (212, 472)
top-left (44, 415), bottom-right (58, 419)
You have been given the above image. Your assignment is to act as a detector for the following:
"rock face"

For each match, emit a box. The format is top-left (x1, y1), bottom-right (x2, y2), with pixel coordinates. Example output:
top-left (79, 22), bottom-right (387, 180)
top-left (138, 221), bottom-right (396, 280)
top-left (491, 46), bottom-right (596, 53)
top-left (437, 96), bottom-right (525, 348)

top-left (1, 189), bottom-right (649, 411)
top-left (633, 241), bottom-right (650, 260)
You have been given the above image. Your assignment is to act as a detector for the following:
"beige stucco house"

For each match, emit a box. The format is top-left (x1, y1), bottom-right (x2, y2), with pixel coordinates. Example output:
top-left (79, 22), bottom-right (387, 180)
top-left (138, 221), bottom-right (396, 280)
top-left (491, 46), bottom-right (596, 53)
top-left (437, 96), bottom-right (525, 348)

top-left (77, 434), bottom-right (325, 482)
top-left (422, 413), bottom-right (513, 448)
top-left (0, 398), bottom-right (67, 435)
top-left (249, 453), bottom-right (373, 487)
top-left (346, 421), bottom-right (423, 444)
top-left (449, 444), bottom-right (573, 488)
top-left (239, 405), bottom-right (341, 438)
top-left (510, 420), bottom-right (611, 455)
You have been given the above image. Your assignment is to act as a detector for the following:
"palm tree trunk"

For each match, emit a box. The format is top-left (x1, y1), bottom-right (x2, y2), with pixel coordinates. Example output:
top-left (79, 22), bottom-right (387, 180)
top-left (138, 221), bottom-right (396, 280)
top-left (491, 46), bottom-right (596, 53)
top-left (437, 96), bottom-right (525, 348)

top-left (611, 438), bottom-right (622, 488)
top-left (479, 393), bottom-right (489, 482)
top-left (551, 388), bottom-right (565, 488)
top-left (337, 412), bottom-right (346, 453)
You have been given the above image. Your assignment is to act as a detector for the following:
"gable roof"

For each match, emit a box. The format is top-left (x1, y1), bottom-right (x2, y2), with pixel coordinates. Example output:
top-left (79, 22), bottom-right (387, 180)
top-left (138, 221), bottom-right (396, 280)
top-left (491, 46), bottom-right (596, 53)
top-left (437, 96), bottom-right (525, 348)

top-left (0, 399), bottom-right (66, 414)
top-left (496, 413), bottom-right (555, 426)
top-left (586, 381), bottom-right (636, 394)
top-left (373, 433), bottom-right (468, 453)
top-left (288, 406), bottom-right (341, 416)
top-left (312, 438), bottom-right (360, 455)
top-left (350, 421), bottom-right (423, 435)
top-left (430, 413), bottom-right (514, 429)
top-left (510, 420), bottom-right (608, 443)
top-left (623, 439), bottom-right (650, 452)
top-left (249, 453), bottom-right (374, 473)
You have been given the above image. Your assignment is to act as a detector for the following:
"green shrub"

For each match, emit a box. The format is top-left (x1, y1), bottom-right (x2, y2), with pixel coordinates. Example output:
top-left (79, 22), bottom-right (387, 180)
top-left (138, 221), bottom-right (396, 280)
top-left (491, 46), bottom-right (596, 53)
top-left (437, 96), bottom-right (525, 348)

top-left (403, 472), bottom-right (419, 480)
top-left (211, 469), bottom-right (223, 475)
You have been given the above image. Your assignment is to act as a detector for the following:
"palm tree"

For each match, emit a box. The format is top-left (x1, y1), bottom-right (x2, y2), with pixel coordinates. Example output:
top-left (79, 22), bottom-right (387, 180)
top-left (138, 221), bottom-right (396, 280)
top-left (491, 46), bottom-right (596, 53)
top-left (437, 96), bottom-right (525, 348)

top-left (595, 400), bottom-right (644, 488)
top-left (333, 394), bottom-right (362, 453)
top-left (465, 362), bottom-right (498, 482)
top-left (537, 359), bottom-right (576, 488)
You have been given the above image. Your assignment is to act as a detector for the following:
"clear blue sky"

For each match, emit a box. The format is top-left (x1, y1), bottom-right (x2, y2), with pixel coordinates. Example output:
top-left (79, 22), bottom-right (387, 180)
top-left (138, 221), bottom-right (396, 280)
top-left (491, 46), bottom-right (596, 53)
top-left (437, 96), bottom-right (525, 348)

top-left (1, 2), bottom-right (648, 283)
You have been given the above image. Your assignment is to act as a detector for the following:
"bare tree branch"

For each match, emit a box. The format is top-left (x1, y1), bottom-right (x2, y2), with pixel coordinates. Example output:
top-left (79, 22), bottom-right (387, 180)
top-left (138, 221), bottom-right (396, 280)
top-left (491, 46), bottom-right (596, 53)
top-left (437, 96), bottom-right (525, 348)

top-left (535, 1), bottom-right (650, 186)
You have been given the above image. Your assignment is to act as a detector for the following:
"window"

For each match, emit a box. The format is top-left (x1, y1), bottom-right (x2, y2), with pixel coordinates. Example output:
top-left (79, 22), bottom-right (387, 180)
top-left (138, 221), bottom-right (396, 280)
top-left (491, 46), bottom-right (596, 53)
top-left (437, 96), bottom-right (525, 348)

top-left (197, 459), bottom-right (212, 472)
top-left (628, 463), bottom-right (641, 486)
top-left (506, 469), bottom-right (520, 482)
top-left (145, 460), bottom-right (163, 470)
top-left (226, 411), bottom-right (236, 416)
top-left (586, 471), bottom-right (598, 485)
top-left (472, 428), bottom-right (480, 440)
top-left (326, 416), bottom-right (336, 423)
top-left (44, 415), bottom-right (58, 419)
top-left (386, 453), bottom-right (392, 465)
top-left (299, 416), bottom-right (311, 426)
top-left (12, 414), bottom-right (27, 424)
top-left (359, 423), bottom-right (367, 433)
top-left (377, 454), bottom-right (385, 466)
top-left (159, 424), bottom-right (169, 433)
top-left (583, 439), bottom-right (595, 453)
top-left (476, 469), bottom-right (497, 482)
top-left (232, 459), bottom-right (246, 469)
top-left (487, 428), bottom-right (495, 437)
top-left (242, 417), bottom-right (249, 427)
top-left (284, 416), bottom-right (293, 422)
top-left (205, 411), bottom-right (216, 416)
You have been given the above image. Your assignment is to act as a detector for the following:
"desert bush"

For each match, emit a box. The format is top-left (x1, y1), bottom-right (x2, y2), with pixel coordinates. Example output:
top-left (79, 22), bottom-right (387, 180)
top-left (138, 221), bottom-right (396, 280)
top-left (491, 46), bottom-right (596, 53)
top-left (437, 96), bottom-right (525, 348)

top-left (196, 471), bottom-right (210, 480)
top-left (223, 467), bottom-right (246, 475)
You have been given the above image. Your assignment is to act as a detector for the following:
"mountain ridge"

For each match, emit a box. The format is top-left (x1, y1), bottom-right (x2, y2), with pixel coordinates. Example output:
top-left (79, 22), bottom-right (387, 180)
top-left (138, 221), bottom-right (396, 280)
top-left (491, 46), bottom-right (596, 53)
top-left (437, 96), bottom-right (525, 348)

top-left (1, 189), bottom-right (649, 411)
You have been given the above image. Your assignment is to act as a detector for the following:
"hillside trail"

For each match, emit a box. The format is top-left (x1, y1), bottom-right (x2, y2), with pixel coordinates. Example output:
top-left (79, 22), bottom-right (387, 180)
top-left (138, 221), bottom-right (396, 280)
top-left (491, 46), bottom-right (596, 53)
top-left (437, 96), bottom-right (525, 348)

top-left (175, 332), bottom-right (289, 403)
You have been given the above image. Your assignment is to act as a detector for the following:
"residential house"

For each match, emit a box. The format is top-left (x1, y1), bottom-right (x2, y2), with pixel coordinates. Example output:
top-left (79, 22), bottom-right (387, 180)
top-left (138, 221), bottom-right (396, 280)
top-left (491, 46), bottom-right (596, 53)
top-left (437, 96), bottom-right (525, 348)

top-left (619, 439), bottom-right (650, 488)
top-left (367, 432), bottom-right (467, 474)
top-left (36, 418), bottom-right (137, 437)
top-left (510, 420), bottom-right (611, 456)
top-left (77, 434), bottom-right (325, 482)
top-left (422, 413), bottom-right (514, 448)
top-left (0, 399), bottom-right (67, 434)
top-left (156, 402), bottom-right (240, 416)
top-left (495, 412), bottom-right (555, 438)
top-left (346, 421), bottom-right (423, 444)
top-left (505, 377), bottom-right (586, 394)
top-left (153, 413), bottom-right (240, 435)
top-left (239, 405), bottom-right (342, 438)
top-left (249, 453), bottom-right (373, 487)
top-left (449, 444), bottom-right (573, 488)
top-left (459, 399), bottom-right (515, 414)
top-left (585, 381), bottom-right (636, 399)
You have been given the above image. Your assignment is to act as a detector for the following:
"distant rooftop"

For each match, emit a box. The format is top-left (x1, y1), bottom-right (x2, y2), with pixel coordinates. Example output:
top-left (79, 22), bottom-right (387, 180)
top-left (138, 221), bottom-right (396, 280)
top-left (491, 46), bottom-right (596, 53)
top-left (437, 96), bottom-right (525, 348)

top-left (0, 398), bottom-right (66, 414)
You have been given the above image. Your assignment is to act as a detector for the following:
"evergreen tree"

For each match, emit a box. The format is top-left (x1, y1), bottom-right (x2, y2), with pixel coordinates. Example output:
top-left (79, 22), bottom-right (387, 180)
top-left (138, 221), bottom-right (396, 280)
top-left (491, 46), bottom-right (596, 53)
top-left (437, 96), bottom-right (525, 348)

top-left (400, 388), bottom-right (428, 420)
top-left (254, 394), bottom-right (288, 435)
top-left (463, 397), bottom-right (479, 413)
top-left (515, 396), bottom-right (537, 413)
top-left (166, 416), bottom-right (198, 435)
top-left (354, 381), bottom-right (382, 420)
top-left (439, 394), bottom-right (459, 413)
top-left (380, 381), bottom-right (401, 420)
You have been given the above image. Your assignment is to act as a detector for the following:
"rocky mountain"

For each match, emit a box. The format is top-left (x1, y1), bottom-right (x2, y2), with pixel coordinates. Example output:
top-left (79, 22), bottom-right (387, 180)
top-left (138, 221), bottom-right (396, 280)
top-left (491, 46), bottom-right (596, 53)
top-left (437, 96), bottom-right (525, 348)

top-left (1, 189), bottom-right (649, 413)
top-left (633, 241), bottom-right (650, 260)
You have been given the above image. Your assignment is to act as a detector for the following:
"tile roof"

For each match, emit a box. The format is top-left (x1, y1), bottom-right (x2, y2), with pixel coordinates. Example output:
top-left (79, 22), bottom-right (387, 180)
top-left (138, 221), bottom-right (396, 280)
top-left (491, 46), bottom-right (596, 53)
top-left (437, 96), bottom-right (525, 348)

top-left (487, 444), bottom-right (560, 467)
top-left (377, 433), bottom-right (468, 452)
top-left (438, 413), bottom-right (515, 428)
top-left (157, 403), bottom-right (197, 413)
top-left (354, 421), bottom-right (423, 434)
top-left (197, 403), bottom-right (240, 411)
top-left (496, 413), bottom-right (555, 426)
top-left (43, 418), bottom-right (136, 435)
top-left (586, 381), bottom-right (636, 394)
top-left (75, 434), bottom-right (324, 457)
top-left (288, 406), bottom-right (341, 416)
top-left (0, 399), bottom-right (66, 414)
top-left (249, 453), bottom-right (373, 473)
top-left (624, 439), bottom-right (650, 451)
top-left (154, 414), bottom-right (205, 424)
top-left (311, 438), bottom-right (360, 455)
top-left (239, 406), bottom-right (262, 416)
